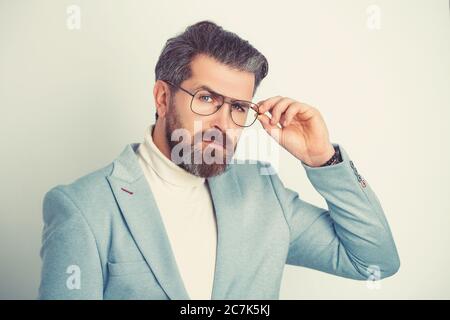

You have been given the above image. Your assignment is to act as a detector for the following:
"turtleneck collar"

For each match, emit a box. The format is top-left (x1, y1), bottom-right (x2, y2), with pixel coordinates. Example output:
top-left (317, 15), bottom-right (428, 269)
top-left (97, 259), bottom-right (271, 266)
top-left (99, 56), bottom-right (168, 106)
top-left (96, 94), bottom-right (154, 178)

top-left (137, 124), bottom-right (206, 188)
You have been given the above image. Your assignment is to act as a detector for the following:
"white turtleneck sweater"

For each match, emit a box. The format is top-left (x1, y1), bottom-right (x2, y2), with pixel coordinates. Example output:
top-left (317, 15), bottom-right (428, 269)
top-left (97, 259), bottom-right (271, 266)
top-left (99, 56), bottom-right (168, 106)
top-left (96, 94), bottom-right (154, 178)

top-left (135, 124), bottom-right (217, 300)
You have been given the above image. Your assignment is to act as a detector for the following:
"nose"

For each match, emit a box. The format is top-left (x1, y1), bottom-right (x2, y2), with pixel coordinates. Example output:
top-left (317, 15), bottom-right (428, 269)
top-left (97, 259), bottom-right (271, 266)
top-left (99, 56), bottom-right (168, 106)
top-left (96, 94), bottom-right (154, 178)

top-left (211, 101), bottom-right (235, 131)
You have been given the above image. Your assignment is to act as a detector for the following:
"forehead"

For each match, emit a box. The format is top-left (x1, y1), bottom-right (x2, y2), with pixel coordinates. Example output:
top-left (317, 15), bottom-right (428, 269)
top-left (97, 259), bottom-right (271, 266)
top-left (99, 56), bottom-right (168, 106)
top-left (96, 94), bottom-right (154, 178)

top-left (184, 54), bottom-right (255, 101)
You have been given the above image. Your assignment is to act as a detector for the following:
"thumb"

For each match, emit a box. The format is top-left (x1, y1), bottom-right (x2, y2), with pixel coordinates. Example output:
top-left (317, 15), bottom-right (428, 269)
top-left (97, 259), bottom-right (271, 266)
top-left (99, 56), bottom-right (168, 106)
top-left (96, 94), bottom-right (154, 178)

top-left (257, 113), bottom-right (281, 143)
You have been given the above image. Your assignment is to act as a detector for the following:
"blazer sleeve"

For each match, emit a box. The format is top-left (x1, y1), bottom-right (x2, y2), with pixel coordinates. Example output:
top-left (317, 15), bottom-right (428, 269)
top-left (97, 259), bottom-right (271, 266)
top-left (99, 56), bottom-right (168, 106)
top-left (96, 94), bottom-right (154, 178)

top-left (38, 187), bottom-right (103, 299)
top-left (267, 143), bottom-right (400, 280)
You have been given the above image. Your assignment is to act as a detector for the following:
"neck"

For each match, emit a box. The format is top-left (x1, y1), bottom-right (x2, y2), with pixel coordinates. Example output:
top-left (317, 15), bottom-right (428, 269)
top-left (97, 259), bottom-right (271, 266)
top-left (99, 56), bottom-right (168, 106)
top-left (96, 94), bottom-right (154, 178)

top-left (152, 119), bottom-right (172, 161)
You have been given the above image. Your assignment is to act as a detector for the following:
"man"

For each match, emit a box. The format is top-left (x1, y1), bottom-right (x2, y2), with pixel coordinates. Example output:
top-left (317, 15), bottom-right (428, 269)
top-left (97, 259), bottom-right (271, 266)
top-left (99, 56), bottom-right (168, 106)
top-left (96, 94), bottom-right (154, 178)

top-left (38, 20), bottom-right (400, 300)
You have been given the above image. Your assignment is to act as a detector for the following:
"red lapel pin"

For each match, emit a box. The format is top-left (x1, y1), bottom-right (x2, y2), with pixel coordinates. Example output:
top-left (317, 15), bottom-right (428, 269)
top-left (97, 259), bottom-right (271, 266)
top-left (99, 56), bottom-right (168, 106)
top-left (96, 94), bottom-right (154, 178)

top-left (121, 187), bottom-right (134, 195)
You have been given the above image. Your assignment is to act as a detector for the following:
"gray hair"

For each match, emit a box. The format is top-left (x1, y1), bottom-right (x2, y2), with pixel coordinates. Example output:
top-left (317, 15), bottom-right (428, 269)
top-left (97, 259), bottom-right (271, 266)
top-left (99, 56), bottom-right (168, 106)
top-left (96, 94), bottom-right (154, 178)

top-left (154, 20), bottom-right (269, 121)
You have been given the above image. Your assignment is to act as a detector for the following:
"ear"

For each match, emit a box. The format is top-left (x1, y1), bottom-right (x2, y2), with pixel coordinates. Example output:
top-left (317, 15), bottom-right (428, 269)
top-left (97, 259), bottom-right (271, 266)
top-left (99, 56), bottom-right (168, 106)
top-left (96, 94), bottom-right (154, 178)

top-left (153, 80), bottom-right (172, 119)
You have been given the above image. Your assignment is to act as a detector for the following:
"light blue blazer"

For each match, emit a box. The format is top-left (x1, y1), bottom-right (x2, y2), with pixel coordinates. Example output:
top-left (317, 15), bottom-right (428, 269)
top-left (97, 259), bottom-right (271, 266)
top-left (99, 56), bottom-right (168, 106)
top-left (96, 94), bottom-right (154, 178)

top-left (38, 142), bottom-right (400, 299)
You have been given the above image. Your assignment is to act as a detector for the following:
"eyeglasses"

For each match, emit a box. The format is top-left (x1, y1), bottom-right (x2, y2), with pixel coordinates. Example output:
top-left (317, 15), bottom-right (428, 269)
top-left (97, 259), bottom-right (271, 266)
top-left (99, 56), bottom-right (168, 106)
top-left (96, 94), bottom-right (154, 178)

top-left (163, 80), bottom-right (260, 127)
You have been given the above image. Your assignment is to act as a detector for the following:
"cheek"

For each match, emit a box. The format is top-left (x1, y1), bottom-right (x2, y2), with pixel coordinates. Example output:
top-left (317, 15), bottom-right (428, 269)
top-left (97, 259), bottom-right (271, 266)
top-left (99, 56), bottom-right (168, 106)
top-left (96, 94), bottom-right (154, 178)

top-left (172, 97), bottom-right (198, 128)
top-left (180, 114), bottom-right (207, 142)
top-left (229, 129), bottom-right (243, 143)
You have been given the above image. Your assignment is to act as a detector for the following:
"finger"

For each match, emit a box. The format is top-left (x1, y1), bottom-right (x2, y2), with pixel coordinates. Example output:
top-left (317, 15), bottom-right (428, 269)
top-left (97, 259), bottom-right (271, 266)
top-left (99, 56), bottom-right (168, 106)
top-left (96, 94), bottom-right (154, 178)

top-left (283, 103), bottom-right (303, 126)
top-left (292, 103), bottom-right (316, 122)
top-left (257, 96), bottom-right (284, 114)
top-left (257, 113), bottom-right (275, 130)
top-left (257, 113), bottom-right (281, 143)
top-left (269, 98), bottom-right (294, 126)
top-left (279, 113), bottom-right (287, 127)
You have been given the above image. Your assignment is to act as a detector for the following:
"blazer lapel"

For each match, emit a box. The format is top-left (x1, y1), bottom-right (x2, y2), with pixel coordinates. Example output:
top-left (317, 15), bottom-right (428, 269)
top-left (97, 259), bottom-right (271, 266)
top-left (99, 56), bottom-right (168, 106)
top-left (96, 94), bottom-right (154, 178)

top-left (106, 143), bottom-right (245, 300)
top-left (106, 143), bottom-right (190, 300)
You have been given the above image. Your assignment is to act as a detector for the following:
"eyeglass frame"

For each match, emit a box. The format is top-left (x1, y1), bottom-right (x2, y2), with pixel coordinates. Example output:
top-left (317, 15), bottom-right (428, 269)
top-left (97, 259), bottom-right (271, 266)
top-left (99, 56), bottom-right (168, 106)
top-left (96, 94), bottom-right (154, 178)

top-left (163, 80), bottom-right (261, 127)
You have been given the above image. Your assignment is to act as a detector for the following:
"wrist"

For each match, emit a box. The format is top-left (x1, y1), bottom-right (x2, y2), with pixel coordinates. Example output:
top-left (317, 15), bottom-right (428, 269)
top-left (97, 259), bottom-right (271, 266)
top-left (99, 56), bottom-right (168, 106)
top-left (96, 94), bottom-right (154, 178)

top-left (304, 144), bottom-right (336, 167)
top-left (318, 144), bottom-right (342, 167)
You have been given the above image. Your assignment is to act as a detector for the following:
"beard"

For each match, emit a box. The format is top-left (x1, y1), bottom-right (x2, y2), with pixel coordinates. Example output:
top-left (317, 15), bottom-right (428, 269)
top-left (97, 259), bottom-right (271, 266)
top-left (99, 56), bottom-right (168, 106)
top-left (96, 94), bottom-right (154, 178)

top-left (164, 100), bottom-right (237, 178)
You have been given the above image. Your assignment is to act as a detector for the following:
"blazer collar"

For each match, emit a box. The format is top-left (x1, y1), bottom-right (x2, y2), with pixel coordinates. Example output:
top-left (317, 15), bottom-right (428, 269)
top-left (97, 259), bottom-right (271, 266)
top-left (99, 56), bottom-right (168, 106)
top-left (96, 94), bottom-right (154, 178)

top-left (106, 143), bottom-right (244, 300)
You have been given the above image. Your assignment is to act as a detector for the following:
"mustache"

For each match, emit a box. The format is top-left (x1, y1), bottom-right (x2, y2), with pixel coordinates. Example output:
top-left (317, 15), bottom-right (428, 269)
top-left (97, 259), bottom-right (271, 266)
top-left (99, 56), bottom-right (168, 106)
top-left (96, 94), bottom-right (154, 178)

top-left (192, 128), bottom-right (235, 148)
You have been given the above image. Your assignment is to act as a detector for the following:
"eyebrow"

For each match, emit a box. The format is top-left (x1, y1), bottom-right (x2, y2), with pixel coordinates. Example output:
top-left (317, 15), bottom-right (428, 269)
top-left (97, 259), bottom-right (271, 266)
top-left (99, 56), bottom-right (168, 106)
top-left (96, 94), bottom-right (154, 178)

top-left (193, 84), bottom-right (248, 103)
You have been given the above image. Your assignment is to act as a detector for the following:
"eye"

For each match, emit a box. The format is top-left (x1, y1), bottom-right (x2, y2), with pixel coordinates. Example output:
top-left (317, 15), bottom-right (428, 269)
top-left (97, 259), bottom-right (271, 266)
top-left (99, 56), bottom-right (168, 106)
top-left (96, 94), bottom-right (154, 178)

top-left (199, 95), bottom-right (213, 103)
top-left (231, 103), bottom-right (246, 112)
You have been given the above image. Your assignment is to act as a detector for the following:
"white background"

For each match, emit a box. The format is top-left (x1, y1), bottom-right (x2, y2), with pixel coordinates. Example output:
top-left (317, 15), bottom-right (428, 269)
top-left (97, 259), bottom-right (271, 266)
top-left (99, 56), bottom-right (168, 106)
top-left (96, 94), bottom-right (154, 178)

top-left (0, 0), bottom-right (449, 299)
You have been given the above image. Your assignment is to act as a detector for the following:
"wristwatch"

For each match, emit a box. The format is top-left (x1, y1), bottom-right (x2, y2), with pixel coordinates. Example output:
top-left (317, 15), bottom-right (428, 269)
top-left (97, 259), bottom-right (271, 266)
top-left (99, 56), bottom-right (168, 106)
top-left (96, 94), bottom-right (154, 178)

top-left (319, 145), bottom-right (342, 167)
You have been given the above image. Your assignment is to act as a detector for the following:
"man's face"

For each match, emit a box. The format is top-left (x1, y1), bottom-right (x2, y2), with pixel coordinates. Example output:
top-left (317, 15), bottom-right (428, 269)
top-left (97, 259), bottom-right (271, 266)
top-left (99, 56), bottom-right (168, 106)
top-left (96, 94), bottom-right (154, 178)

top-left (164, 54), bottom-right (255, 178)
